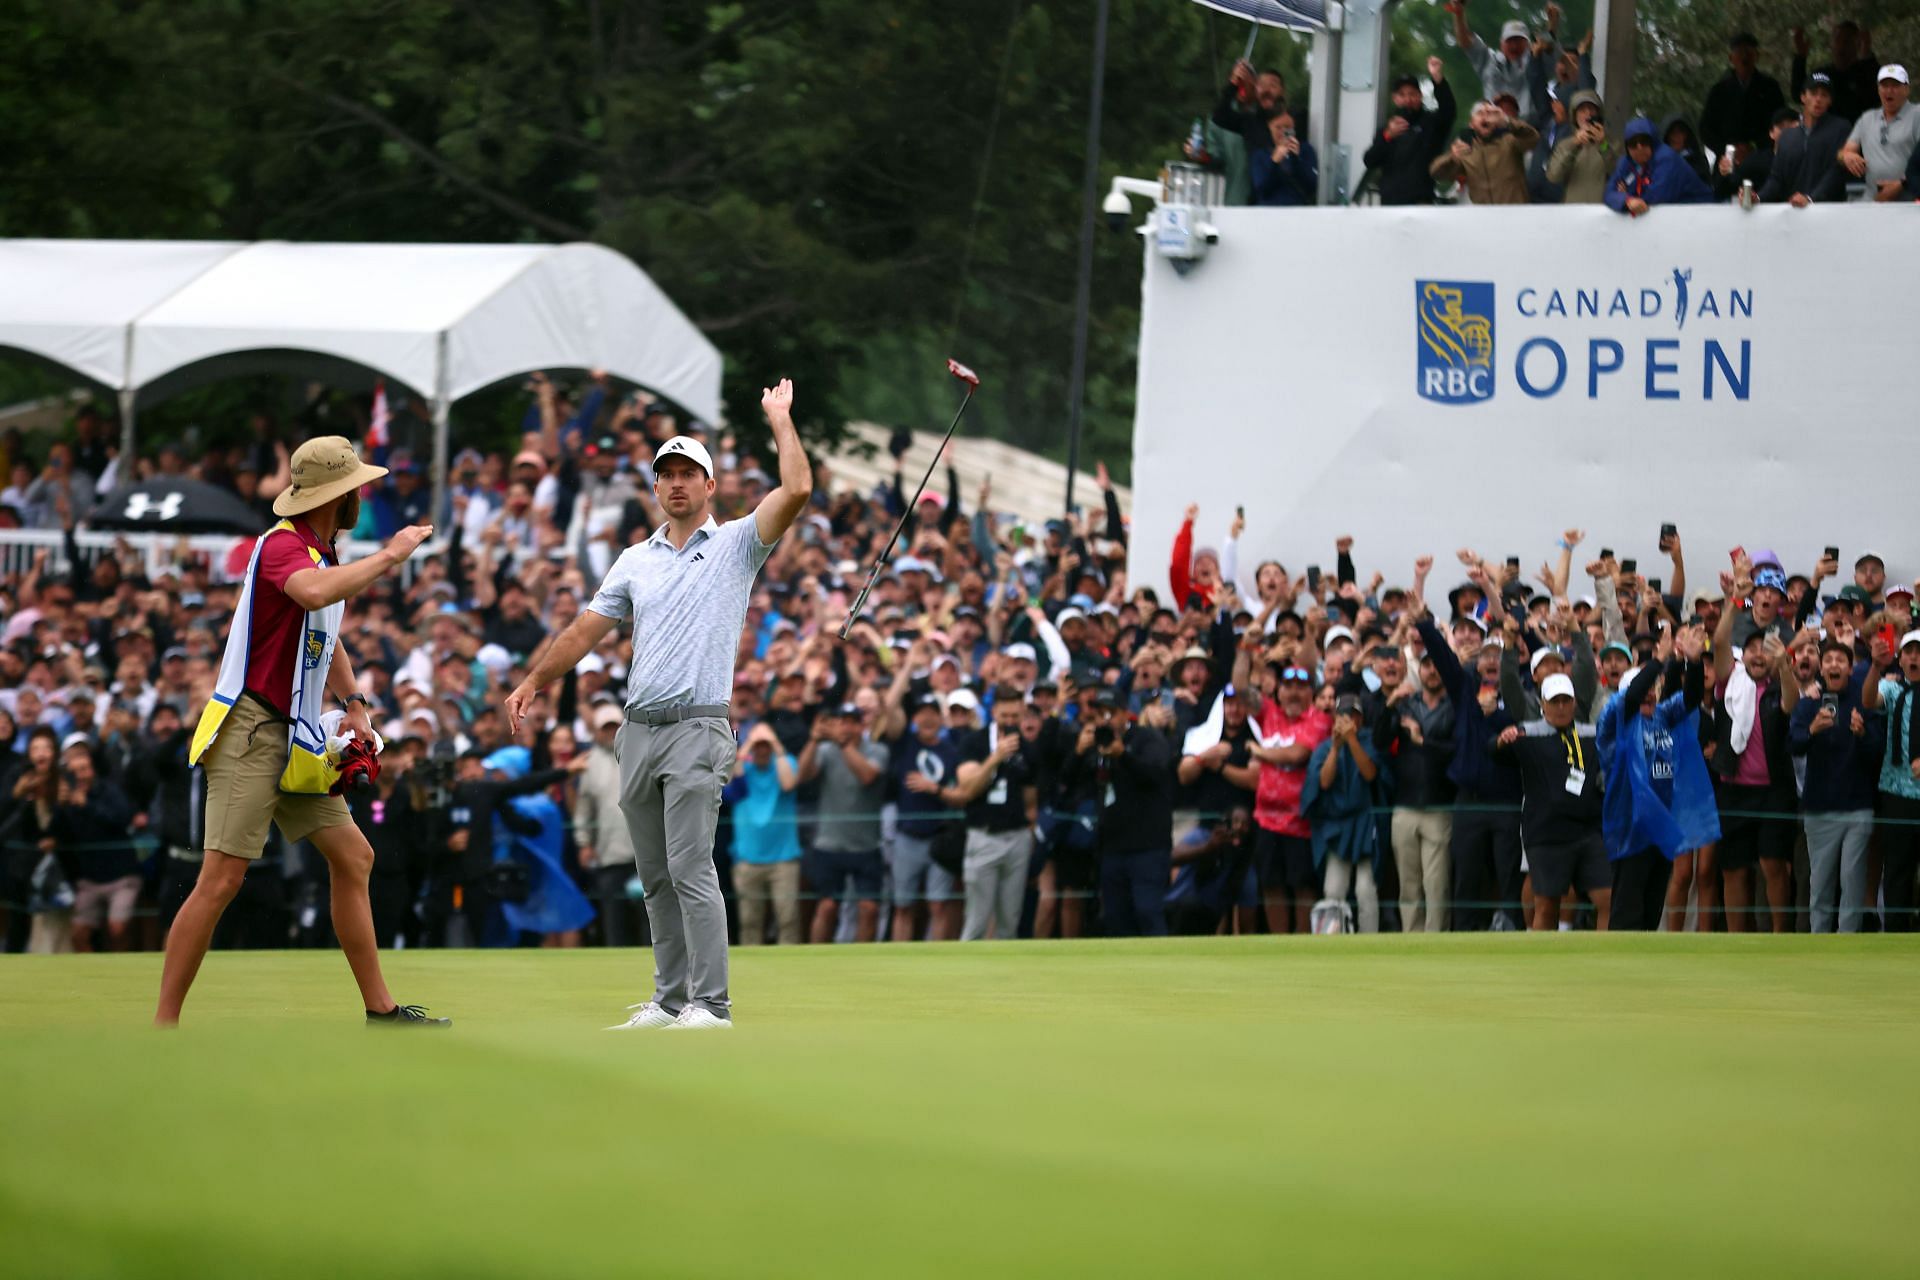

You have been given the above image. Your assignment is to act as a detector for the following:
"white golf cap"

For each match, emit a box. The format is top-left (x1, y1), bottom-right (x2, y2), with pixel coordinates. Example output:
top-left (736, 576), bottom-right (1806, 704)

top-left (1529, 646), bottom-right (1562, 675)
top-left (653, 435), bottom-right (713, 476)
top-left (1879, 64), bottom-right (1909, 84)
top-left (945, 688), bottom-right (980, 713)
top-left (1324, 625), bottom-right (1356, 645)
top-left (1901, 630), bottom-right (1920, 651)
top-left (475, 642), bottom-right (513, 672)
top-left (1500, 20), bottom-right (1529, 41)
top-left (1574, 591), bottom-right (1596, 608)
top-left (1002, 642), bottom-right (1037, 663)
top-left (1540, 673), bottom-right (1576, 702)
top-left (1055, 607), bottom-right (1087, 626)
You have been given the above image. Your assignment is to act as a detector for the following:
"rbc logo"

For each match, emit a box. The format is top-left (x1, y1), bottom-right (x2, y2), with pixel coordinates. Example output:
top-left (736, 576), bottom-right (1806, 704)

top-left (1416, 280), bottom-right (1495, 404)
top-left (304, 632), bottom-right (325, 669)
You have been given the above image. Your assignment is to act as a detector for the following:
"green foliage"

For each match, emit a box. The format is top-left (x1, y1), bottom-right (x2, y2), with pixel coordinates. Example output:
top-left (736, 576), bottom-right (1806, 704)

top-left (3, 1), bottom-right (1881, 481)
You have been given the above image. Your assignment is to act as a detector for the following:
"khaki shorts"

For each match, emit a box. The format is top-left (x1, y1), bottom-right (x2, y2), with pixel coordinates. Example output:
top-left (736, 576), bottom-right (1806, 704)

top-left (73, 874), bottom-right (142, 927)
top-left (202, 695), bottom-right (351, 857)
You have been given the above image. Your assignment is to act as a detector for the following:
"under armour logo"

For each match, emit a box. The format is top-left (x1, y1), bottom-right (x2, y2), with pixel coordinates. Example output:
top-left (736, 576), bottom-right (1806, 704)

top-left (122, 492), bottom-right (183, 521)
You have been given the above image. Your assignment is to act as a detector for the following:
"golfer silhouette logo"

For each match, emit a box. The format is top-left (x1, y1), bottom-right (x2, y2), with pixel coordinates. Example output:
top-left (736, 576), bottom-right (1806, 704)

top-left (1672, 267), bottom-right (1692, 331)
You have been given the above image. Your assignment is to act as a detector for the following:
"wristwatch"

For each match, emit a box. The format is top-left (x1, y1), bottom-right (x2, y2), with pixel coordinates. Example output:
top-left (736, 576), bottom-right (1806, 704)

top-left (342, 694), bottom-right (372, 711)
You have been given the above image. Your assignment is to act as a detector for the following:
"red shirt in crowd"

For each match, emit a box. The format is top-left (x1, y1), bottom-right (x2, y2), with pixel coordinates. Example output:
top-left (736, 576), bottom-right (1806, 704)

top-left (242, 520), bottom-right (334, 716)
top-left (1253, 701), bottom-right (1330, 837)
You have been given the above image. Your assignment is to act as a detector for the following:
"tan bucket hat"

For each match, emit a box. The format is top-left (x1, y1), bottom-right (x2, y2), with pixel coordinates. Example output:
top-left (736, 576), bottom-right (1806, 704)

top-left (273, 436), bottom-right (389, 517)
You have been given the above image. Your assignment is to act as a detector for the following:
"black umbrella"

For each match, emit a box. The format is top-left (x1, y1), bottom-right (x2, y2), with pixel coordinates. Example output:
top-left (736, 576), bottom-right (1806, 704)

top-left (88, 478), bottom-right (269, 536)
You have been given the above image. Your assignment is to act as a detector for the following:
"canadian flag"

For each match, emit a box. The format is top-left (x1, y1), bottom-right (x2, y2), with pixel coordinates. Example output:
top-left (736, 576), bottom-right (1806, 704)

top-left (367, 379), bottom-right (390, 449)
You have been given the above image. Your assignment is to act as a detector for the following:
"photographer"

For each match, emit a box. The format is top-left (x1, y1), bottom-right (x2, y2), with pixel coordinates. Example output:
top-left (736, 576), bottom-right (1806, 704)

top-left (1058, 687), bottom-right (1174, 937)
top-left (1430, 100), bottom-right (1539, 203)
top-left (428, 747), bottom-right (572, 946)
top-left (52, 737), bottom-right (136, 952)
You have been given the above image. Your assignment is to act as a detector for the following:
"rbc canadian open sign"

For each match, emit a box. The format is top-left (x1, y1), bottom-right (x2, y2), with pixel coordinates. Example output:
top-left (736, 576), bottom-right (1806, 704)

top-left (1415, 279), bottom-right (1495, 405)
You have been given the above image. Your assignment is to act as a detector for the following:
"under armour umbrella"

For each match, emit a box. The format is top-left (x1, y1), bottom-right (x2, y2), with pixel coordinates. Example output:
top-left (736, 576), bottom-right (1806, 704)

top-left (87, 478), bottom-right (267, 536)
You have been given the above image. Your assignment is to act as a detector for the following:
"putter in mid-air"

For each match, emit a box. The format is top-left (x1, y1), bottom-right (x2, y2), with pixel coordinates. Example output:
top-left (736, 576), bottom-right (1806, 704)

top-left (840, 358), bottom-right (980, 638)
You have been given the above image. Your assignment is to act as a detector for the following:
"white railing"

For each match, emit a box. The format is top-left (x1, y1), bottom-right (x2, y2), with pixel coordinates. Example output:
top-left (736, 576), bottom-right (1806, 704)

top-left (0, 528), bottom-right (407, 585)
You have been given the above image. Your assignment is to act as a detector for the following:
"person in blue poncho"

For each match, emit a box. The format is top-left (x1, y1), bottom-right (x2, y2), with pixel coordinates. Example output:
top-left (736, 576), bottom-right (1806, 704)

top-left (1301, 693), bottom-right (1391, 932)
top-left (1603, 115), bottom-right (1714, 215)
top-left (484, 746), bottom-right (595, 944)
top-left (1596, 624), bottom-right (1719, 930)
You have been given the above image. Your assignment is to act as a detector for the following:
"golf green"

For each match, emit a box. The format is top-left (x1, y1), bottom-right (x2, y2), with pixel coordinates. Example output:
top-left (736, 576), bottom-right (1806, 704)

top-left (3, 936), bottom-right (1915, 1278)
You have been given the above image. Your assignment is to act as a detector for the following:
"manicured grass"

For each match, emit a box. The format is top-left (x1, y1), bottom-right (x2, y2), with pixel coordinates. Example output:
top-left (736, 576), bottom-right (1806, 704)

top-left (2, 936), bottom-right (1916, 1278)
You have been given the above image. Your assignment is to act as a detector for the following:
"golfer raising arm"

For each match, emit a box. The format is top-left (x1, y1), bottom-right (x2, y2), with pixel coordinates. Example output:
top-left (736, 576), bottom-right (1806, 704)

top-left (505, 380), bottom-right (810, 1029)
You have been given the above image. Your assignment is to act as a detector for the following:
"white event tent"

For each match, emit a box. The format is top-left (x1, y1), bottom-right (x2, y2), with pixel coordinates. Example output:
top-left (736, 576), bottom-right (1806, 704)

top-left (0, 238), bottom-right (722, 522)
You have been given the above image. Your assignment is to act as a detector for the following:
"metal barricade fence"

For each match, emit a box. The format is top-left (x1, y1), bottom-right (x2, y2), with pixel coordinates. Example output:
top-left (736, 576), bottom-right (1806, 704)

top-left (0, 529), bottom-right (424, 586)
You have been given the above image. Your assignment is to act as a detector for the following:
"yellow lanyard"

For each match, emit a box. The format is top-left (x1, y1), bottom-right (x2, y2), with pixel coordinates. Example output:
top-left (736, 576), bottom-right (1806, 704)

top-left (1561, 729), bottom-right (1584, 773)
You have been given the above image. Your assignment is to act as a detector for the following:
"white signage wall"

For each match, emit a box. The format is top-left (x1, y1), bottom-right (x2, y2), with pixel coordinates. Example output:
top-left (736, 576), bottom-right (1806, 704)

top-left (1126, 205), bottom-right (1914, 602)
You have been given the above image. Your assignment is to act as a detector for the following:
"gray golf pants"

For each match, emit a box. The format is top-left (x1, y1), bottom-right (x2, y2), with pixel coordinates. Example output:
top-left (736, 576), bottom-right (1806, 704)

top-left (618, 717), bottom-right (734, 1017)
top-left (961, 828), bottom-right (1033, 942)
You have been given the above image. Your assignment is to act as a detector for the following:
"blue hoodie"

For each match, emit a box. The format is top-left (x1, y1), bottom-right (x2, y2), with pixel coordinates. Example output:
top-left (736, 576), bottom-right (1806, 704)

top-left (1597, 661), bottom-right (1719, 861)
top-left (1603, 117), bottom-right (1715, 212)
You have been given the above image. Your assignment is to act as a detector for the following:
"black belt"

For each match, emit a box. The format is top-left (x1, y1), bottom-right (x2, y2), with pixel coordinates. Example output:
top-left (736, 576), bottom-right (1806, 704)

top-left (624, 703), bottom-right (729, 726)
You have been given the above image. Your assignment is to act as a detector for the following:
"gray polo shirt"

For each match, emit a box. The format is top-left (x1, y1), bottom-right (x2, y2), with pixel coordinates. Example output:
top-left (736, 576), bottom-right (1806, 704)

top-left (588, 514), bottom-right (775, 711)
top-left (1847, 102), bottom-right (1920, 185)
top-left (811, 737), bottom-right (891, 853)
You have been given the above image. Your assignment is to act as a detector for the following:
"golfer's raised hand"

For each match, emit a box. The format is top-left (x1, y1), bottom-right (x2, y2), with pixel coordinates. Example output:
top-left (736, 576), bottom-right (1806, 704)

top-left (387, 524), bottom-right (434, 564)
top-left (761, 378), bottom-right (794, 421)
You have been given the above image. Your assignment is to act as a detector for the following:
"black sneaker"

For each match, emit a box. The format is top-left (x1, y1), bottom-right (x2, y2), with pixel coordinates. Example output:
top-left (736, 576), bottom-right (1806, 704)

top-left (366, 1004), bottom-right (452, 1028)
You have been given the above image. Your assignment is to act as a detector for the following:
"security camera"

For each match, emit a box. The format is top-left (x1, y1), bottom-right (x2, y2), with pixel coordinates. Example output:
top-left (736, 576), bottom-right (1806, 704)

top-left (1102, 190), bottom-right (1133, 232)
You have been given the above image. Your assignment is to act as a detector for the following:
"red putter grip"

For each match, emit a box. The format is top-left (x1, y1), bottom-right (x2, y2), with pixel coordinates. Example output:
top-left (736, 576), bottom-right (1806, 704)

top-left (947, 358), bottom-right (980, 388)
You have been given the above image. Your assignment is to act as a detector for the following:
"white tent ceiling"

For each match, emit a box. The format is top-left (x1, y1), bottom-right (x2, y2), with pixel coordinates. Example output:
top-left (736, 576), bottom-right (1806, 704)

top-left (0, 239), bottom-right (722, 423)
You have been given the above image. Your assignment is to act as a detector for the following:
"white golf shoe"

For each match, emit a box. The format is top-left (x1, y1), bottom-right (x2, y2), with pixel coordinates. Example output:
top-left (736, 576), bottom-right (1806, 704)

top-left (665, 1005), bottom-right (732, 1031)
top-left (605, 1001), bottom-right (678, 1031)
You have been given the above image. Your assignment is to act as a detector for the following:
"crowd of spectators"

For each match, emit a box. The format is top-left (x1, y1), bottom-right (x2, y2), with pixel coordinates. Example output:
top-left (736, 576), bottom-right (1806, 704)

top-left (3, 374), bottom-right (1919, 955)
top-left (1187, 10), bottom-right (1920, 210)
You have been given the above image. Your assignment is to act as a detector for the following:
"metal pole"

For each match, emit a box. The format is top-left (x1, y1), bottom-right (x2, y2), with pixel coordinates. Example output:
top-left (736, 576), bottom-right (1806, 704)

top-left (430, 332), bottom-right (451, 540)
top-left (1062, 0), bottom-right (1110, 520)
top-left (117, 387), bottom-right (137, 483)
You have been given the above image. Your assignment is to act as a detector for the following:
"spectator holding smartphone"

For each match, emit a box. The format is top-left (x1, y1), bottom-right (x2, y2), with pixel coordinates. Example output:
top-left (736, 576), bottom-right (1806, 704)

top-left (1790, 640), bottom-right (1883, 932)
top-left (1430, 101), bottom-right (1540, 204)
top-left (1364, 59), bottom-right (1458, 205)
top-left (1250, 110), bottom-right (1319, 206)
top-left (1547, 90), bottom-right (1615, 202)
top-left (1302, 693), bottom-right (1388, 932)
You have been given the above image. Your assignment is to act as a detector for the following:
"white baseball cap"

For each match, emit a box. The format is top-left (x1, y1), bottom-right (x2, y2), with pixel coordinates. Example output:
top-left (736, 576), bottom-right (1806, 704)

top-left (945, 688), bottom-right (981, 714)
top-left (1529, 647), bottom-right (1562, 675)
top-left (1879, 64), bottom-right (1909, 85)
top-left (1900, 630), bottom-right (1920, 651)
top-left (1540, 673), bottom-right (1576, 702)
top-left (1055, 607), bottom-right (1087, 626)
top-left (654, 435), bottom-right (713, 476)
top-left (1500, 20), bottom-right (1529, 42)
top-left (1001, 642), bottom-right (1037, 663)
top-left (1324, 625), bottom-right (1356, 645)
